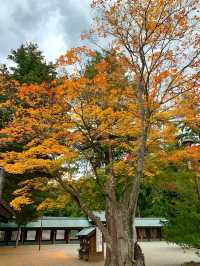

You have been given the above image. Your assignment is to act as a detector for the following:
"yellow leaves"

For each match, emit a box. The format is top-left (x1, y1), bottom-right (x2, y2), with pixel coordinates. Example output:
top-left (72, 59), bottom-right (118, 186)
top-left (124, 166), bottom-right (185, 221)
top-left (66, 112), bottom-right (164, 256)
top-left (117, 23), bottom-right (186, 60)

top-left (165, 51), bottom-right (173, 61)
top-left (146, 21), bottom-right (157, 31)
top-left (11, 196), bottom-right (33, 211)
top-left (24, 139), bottom-right (76, 159)
top-left (171, 147), bottom-right (200, 168)
top-left (0, 12), bottom-right (199, 199)
top-left (94, 60), bottom-right (109, 73)
top-left (175, 92), bottom-right (200, 131)
top-left (160, 0), bottom-right (174, 5)
top-left (58, 46), bottom-right (95, 65)
top-left (154, 70), bottom-right (170, 84)
top-left (9, 177), bottom-right (50, 211)
top-left (4, 159), bottom-right (53, 174)
top-left (2, 137), bottom-right (77, 177)
top-left (21, 177), bottom-right (48, 192)
top-left (186, 146), bottom-right (200, 161)
top-left (36, 198), bottom-right (57, 211)
top-left (174, 12), bottom-right (188, 29)
top-left (37, 194), bottom-right (70, 211)
top-left (162, 149), bottom-right (190, 165)
top-left (17, 83), bottom-right (52, 105)
top-left (37, 199), bottom-right (52, 211)
top-left (113, 160), bottom-right (127, 176)
top-left (93, 73), bottom-right (108, 88)
top-left (4, 156), bottom-right (76, 176)
top-left (143, 169), bottom-right (157, 177)
top-left (161, 123), bottom-right (177, 144)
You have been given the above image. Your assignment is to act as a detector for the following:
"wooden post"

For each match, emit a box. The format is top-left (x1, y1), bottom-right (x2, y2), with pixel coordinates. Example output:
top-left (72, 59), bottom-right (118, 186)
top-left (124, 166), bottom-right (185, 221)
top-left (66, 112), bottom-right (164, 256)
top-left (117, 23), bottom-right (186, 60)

top-left (38, 217), bottom-right (43, 251)
top-left (5, 230), bottom-right (9, 245)
top-left (50, 230), bottom-right (56, 244)
top-left (21, 230), bottom-right (25, 244)
top-left (65, 229), bottom-right (69, 243)
top-left (15, 226), bottom-right (21, 247)
top-left (147, 228), bottom-right (151, 241)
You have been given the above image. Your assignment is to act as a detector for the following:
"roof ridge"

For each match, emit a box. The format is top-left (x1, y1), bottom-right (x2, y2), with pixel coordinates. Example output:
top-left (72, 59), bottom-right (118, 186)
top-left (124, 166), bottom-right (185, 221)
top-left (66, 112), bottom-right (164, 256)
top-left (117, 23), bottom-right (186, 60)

top-left (41, 216), bottom-right (88, 220)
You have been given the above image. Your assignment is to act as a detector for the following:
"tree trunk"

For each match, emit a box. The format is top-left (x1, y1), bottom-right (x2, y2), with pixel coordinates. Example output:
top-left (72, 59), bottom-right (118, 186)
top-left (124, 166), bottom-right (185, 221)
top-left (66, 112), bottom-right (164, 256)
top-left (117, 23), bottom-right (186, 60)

top-left (104, 207), bottom-right (145, 266)
top-left (134, 242), bottom-right (145, 266)
top-left (105, 243), bottom-right (145, 266)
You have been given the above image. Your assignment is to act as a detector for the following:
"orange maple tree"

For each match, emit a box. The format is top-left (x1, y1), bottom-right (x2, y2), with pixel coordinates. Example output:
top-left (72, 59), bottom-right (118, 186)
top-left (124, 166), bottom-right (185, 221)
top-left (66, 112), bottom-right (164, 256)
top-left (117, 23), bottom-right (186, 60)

top-left (0, 1), bottom-right (200, 265)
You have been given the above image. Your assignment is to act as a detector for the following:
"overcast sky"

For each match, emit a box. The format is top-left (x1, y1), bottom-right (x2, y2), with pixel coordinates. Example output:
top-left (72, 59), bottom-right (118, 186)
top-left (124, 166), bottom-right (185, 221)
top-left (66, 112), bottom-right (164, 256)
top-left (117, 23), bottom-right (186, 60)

top-left (0, 0), bottom-right (92, 64)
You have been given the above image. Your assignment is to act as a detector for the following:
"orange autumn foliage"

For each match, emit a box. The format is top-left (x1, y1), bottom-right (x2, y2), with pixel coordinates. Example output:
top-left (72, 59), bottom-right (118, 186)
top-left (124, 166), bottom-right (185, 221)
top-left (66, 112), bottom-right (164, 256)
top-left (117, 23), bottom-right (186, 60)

top-left (0, 47), bottom-right (199, 182)
top-left (0, 3), bottom-right (199, 254)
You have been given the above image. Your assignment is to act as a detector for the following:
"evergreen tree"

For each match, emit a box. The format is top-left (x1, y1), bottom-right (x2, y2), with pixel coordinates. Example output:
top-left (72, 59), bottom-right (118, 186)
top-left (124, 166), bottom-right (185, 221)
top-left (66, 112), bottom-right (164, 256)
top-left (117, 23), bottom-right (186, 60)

top-left (164, 169), bottom-right (200, 248)
top-left (8, 43), bottom-right (56, 84)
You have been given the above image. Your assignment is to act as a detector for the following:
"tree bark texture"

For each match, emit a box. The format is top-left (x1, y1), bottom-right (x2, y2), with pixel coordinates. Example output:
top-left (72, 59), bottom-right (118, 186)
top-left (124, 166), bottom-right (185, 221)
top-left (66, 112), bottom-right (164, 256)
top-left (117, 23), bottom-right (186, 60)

top-left (104, 207), bottom-right (145, 266)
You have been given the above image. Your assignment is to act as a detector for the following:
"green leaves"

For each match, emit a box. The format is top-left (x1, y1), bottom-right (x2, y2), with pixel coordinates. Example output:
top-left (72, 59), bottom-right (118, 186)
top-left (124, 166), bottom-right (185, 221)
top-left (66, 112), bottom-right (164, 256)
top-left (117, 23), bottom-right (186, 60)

top-left (8, 43), bottom-right (56, 84)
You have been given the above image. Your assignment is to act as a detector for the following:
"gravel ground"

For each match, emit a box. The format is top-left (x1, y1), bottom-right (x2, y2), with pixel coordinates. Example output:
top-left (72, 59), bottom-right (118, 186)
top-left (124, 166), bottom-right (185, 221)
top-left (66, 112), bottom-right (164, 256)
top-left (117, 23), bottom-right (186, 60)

top-left (0, 242), bottom-right (199, 266)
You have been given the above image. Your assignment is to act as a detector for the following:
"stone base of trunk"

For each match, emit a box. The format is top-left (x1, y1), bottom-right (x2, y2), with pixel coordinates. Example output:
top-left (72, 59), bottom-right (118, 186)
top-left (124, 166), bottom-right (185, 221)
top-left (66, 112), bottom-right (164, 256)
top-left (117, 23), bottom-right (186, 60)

top-left (105, 242), bottom-right (145, 266)
top-left (134, 242), bottom-right (145, 266)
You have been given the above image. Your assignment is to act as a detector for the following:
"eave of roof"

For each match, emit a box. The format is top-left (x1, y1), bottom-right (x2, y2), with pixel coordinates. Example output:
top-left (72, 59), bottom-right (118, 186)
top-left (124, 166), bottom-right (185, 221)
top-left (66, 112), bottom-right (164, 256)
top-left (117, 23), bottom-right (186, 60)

top-left (0, 216), bottom-right (91, 229)
top-left (91, 212), bottom-right (166, 227)
top-left (77, 227), bottom-right (95, 237)
top-left (0, 216), bottom-right (166, 229)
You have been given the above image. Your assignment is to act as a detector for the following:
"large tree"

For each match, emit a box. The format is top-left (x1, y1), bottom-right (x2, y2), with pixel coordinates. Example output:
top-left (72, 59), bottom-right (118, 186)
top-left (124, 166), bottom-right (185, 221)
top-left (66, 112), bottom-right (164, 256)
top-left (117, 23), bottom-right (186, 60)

top-left (163, 165), bottom-right (200, 248)
top-left (164, 122), bottom-right (200, 248)
top-left (8, 43), bottom-right (56, 84)
top-left (0, 43), bottom-right (57, 227)
top-left (86, 0), bottom-right (199, 265)
top-left (0, 65), bottom-right (17, 129)
top-left (0, 1), bottom-right (200, 266)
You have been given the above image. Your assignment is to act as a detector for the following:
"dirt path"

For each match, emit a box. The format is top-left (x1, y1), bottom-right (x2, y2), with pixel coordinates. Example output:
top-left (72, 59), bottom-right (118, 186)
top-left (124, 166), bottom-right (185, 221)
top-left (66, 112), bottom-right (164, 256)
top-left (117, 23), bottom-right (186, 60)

top-left (0, 242), bottom-right (199, 266)
top-left (141, 242), bottom-right (200, 266)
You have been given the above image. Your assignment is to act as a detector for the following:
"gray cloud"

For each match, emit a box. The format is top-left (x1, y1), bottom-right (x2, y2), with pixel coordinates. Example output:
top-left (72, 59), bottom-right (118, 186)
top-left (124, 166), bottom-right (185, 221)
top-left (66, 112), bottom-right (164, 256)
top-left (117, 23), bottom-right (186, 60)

top-left (0, 0), bottom-right (91, 64)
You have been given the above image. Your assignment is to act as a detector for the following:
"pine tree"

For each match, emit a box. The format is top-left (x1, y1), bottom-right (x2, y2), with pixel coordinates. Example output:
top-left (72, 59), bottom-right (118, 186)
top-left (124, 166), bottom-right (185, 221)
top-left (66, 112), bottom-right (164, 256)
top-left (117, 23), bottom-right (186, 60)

top-left (8, 43), bottom-right (56, 84)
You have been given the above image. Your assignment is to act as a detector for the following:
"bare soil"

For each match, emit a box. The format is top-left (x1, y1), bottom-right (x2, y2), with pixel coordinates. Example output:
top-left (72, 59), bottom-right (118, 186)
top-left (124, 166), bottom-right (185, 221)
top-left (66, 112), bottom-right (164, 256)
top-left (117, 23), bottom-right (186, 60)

top-left (0, 242), bottom-right (199, 266)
